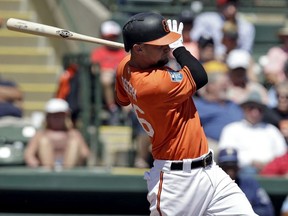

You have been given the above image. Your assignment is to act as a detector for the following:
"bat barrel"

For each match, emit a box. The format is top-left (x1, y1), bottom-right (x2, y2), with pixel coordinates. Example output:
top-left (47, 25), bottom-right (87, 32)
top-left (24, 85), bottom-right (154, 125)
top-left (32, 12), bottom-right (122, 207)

top-left (6, 18), bottom-right (125, 49)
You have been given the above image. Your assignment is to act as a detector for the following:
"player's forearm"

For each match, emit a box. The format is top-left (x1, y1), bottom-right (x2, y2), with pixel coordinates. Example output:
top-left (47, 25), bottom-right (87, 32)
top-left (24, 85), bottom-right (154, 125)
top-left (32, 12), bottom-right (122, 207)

top-left (173, 47), bottom-right (208, 89)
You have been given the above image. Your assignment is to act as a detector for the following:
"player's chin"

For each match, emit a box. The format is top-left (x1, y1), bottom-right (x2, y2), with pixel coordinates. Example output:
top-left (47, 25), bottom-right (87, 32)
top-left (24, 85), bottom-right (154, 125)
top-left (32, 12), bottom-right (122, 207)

top-left (156, 57), bottom-right (169, 67)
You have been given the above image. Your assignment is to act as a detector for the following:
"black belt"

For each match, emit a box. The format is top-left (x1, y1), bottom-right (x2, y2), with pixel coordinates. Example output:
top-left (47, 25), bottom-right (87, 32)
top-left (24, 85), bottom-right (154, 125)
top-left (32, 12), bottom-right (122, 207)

top-left (170, 152), bottom-right (213, 170)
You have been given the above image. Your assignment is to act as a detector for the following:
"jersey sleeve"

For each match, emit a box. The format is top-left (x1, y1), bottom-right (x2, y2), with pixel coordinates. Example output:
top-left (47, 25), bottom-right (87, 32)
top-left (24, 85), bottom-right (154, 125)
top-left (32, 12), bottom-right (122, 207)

top-left (115, 55), bottom-right (131, 106)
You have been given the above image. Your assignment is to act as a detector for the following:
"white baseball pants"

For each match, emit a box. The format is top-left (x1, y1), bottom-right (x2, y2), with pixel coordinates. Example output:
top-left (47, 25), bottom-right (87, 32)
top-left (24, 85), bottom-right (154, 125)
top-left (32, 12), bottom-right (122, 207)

top-left (144, 151), bottom-right (258, 216)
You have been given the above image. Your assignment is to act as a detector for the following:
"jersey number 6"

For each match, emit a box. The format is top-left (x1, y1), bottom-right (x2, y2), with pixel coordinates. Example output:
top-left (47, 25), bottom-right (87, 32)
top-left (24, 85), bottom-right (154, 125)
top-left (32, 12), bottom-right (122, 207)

top-left (133, 104), bottom-right (155, 137)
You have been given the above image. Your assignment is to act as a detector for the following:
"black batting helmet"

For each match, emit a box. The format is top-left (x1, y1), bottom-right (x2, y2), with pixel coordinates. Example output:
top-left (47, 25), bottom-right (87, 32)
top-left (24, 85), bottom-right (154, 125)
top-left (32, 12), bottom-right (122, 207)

top-left (122, 12), bottom-right (181, 52)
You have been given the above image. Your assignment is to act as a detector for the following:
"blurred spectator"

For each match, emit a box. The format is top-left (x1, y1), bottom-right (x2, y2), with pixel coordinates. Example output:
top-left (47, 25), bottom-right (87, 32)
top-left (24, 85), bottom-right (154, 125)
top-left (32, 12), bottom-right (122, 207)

top-left (0, 75), bottom-right (23, 118)
top-left (55, 62), bottom-right (80, 127)
top-left (218, 91), bottom-right (287, 175)
top-left (261, 79), bottom-right (288, 176)
top-left (129, 110), bottom-right (152, 168)
top-left (190, 0), bottom-right (255, 57)
top-left (218, 148), bottom-right (275, 216)
top-left (90, 20), bottom-right (127, 125)
top-left (262, 23), bottom-right (288, 108)
top-left (263, 23), bottom-right (288, 90)
top-left (220, 20), bottom-right (238, 60)
top-left (260, 149), bottom-right (288, 177)
top-left (202, 59), bottom-right (228, 75)
top-left (220, 20), bottom-right (258, 82)
top-left (194, 72), bottom-right (243, 156)
top-left (263, 80), bottom-right (288, 139)
top-left (225, 49), bottom-right (269, 105)
top-left (197, 35), bottom-right (215, 63)
top-left (281, 196), bottom-right (288, 216)
top-left (24, 98), bottom-right (90, 170)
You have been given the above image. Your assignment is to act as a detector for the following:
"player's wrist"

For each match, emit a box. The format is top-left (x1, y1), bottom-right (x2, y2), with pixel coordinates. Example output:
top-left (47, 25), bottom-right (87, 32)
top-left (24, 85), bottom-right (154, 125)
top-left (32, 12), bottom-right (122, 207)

top-left (170, 41), bottom-right (184, 51)
top-left (167, 19), bottom-right (184, 51)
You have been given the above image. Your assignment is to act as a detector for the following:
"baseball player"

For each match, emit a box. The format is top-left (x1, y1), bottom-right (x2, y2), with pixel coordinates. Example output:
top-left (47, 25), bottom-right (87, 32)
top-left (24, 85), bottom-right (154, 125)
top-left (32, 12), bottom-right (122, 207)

top-left (115, 12), bottom-right (257, 215)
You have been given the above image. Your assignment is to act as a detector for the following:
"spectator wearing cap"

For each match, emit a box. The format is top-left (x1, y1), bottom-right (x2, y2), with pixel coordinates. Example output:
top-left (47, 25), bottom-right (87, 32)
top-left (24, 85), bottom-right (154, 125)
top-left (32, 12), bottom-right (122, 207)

top-left (225, 49), bottom-right (268, 105)
top-left (24, 98), bottom-right (90, 169)
top-left (197, 35), bottom-right (215, 63)
top-left (262, 23), bottom-right (288, 108)
top-left (190, 0), bottom-right (255, 57)
top-left (218, 91), bottom-right (287, 175)
top-left (90, 20), bottom-right (127, 125)
top-left (218, 148), bottom-right (275, 216)
top-left (0, 75), bottom-right (23, 118)
top-left (219, 20), bottom-right (238, 61)
top-left (220, 21), bottom-right (259, 82)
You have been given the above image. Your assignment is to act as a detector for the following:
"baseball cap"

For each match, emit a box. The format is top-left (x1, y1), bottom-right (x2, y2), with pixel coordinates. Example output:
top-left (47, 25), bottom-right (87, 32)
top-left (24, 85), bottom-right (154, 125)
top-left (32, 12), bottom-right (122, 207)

top-left (218, 148), bottom-right (238, 164)
top-left (226, 49), bottom-right (250, 70)
top-left (222, 21), bottom-right (238, 39)
top-left (45, 98), bottom-right (69, 113)
top-left (122, 12), bottom-right (181, 52)
top-left (240, 91), bottom-right (266, 109)
top-left (198, 35), bottom-right (214, 48)
top-left (203, 60), bottom-right (228, 74)
top-left (101, 20), bottom-right (121, 37)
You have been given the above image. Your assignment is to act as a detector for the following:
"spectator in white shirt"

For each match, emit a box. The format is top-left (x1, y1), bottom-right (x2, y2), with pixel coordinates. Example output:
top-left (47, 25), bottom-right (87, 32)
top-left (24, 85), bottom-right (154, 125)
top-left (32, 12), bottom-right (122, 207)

top-left (218, 91), bottom-right (287, 176)
top-left (190, 0), bottom-right (255, 57)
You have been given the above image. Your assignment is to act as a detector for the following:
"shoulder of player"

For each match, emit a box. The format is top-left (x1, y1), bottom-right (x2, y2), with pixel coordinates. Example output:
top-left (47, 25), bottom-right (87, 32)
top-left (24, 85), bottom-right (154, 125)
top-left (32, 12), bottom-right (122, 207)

top-left (116, 55), bottom-right (131, 73)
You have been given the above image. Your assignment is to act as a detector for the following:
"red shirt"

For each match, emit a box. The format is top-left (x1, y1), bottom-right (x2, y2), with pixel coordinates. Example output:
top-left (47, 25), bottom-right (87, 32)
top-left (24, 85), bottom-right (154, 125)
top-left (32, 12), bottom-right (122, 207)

top-left (260, 152), bottom-right (288, 176)
top-left (115, 55), bottom-right (208, 160)
top-left (90, 46), bottom-right (127, 71)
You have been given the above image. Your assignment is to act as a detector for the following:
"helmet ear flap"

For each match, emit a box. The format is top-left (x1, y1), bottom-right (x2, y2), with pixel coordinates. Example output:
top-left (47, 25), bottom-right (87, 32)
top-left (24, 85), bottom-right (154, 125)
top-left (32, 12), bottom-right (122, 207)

top-left (123, 27), bottom-right (133, 52)
top-left (123, 35), bottom-right (131, 52)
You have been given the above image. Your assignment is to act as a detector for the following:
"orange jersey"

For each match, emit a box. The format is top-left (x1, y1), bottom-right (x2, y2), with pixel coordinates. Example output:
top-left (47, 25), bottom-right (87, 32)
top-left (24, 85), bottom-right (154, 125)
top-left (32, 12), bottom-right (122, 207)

top-left (115, 55), bottom-right (208, 160)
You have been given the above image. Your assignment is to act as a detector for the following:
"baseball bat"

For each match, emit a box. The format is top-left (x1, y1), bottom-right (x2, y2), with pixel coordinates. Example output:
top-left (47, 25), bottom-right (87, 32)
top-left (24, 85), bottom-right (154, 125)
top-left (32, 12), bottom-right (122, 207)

top-left (6, 18), bottom-right (125, 49)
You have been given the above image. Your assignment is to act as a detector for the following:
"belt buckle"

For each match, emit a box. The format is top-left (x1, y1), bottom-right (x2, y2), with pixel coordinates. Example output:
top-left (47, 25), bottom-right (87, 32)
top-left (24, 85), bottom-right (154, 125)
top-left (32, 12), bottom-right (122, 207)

top-left (203, 153), bottom-right (211, 168)
top-left (203, 158), bottom-right (207, 167)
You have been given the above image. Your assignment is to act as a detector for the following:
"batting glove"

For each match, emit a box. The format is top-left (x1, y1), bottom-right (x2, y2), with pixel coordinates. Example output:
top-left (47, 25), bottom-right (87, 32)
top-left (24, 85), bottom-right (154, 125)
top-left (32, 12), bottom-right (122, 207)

top-left (167, 19), bottom-right (184, 50)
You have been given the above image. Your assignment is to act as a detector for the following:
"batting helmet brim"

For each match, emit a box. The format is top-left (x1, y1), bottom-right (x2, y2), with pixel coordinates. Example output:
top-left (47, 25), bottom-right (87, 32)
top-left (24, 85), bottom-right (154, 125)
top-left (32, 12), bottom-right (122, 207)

top-left (144, 31), bottom-right (181, 47)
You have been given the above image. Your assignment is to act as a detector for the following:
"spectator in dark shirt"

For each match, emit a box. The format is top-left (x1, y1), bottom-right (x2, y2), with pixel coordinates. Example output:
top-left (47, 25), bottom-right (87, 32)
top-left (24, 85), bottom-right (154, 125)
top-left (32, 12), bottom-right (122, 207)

top-left (218, 148), bottom-right (275, 216)
top-left (0, 76), bottom-right (23, 118)
top-left (90, 20), bottom-right (127, 125)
